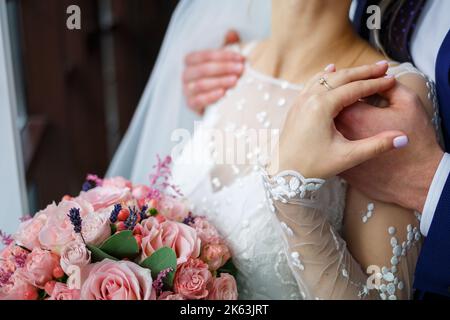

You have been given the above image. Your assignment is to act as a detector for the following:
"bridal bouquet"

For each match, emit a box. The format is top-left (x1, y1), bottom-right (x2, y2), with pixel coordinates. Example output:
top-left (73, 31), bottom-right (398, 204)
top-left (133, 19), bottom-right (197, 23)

top-left (0, 156), bottom-right (238, 300)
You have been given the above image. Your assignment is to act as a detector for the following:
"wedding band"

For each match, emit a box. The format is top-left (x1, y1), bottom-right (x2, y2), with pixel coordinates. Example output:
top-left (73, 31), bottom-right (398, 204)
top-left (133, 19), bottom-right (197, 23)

top-left (319, 77), bottom-right (334, 90)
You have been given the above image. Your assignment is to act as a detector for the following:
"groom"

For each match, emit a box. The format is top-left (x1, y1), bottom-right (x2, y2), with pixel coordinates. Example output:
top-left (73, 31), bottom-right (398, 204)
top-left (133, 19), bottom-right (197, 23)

top-left (181, 0), bottom-right (450, 299)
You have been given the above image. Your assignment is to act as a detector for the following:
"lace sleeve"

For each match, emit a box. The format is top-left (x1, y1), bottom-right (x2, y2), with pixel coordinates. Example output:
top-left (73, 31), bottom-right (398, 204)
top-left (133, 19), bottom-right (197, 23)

top-left (261, 168), bottom-right (421, 300)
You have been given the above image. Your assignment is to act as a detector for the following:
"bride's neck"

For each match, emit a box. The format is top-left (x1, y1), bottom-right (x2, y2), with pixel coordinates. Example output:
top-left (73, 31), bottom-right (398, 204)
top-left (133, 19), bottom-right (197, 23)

top-left (254, 0), bottom-right (378, 83)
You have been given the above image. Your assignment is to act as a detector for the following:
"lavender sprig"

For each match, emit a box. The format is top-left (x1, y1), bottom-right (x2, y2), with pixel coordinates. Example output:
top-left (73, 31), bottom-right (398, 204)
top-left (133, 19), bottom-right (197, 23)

top-left (124, 207), bottom-right (139, 230)
top-left (109, 204), bottom-right (122, 223)
top-left (67, 208), bottom-right (85, 244)
top-left (152, 267), bottom-right (174, 296)
top-left (139, 205), bottom-right (148, 221)
top-left (182, 213), bottom-right (195, 226)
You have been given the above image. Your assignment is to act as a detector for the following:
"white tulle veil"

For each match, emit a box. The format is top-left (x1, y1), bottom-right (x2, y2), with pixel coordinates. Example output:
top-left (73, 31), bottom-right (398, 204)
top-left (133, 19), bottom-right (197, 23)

top-left (107, 0), bottom-right (271, 183)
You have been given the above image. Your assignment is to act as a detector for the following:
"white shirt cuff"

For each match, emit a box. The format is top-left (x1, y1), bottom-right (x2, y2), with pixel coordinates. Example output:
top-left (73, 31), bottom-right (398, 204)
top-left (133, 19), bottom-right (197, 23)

top-left (420, 153), bottom-right (450, 236)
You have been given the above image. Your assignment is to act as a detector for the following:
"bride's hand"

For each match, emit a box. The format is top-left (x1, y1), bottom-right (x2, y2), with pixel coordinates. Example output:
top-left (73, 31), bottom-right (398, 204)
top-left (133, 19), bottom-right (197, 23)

top-left (269, 62), bottom-right (408, 179)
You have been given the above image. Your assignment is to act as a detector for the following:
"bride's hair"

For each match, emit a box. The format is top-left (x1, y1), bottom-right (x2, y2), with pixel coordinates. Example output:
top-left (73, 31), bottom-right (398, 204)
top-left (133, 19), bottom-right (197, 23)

top-left (363, 0), bottom-right (427, 63)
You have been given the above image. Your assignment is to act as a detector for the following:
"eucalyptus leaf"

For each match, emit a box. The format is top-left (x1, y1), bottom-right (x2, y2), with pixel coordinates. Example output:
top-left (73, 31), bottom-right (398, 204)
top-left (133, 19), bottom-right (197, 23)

top-left (99, 230), bottom-right (139, 260)
top-left (140, 247), bottom-right (177, 287)
top-left (87, 244), bottom-right (119, 262)
top-left (217, 259), bottom-right (238, 277)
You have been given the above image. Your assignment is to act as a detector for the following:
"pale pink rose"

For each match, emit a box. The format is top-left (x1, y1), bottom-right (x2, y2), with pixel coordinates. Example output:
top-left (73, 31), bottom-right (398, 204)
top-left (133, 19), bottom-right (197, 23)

top-left (158, 291), bottom-right (185, 300)
top-left (102, 176), bottom-right (132, 189)
top-left (141, 221), bottom-right (200, 264)
top-left (48, 282), bottom-right (80, 300)
top-left (132, 185), bottom-right (151, 207)
top-left (80, 259), bottom-right (156, 300)
top-left (81, 212), bottom-right (111, 246)
top-left (78, 186), bottom-right (131, 211)
top-left (38, 199), bottom-right (93, 254)
top-left (0, 244), bottom-right (29, 272)
top-left (192, 217), bottom-right (221, 245)
top-left (173, 258), bottom-right (212, 300)
top-left (60, 240), bottom-right (91, 274)
top-left (207, 273), bottom-right (238, 300)
top-left (158, 196), bottom-right (190, 222)
top-left (18, 248), bottom-right (58, 289)
top-left (200, 243), bottom-right (231, 271)
top-left (14, 209), bottom-right (48, 251)
top-left (140, 217), bottom-right (161, 237)
top-left (0, 273), bottom-right (38, 300)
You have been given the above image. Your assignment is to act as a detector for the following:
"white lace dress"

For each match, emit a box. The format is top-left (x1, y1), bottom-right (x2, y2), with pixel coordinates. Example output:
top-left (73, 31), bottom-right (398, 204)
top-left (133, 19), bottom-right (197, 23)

top-left (172, 44), bottom-right (440, 300)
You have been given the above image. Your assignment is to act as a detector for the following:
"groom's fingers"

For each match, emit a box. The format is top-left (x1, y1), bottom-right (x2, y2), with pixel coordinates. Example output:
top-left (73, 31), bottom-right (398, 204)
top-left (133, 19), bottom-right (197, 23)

top-left (185, 49), bottom-right (244, 66)
top-left (185, 75), bottom-right (238, 95)
top-left (325, 77), bottom-right (396, 117)
top-left (345, 131), bottom-right (408, 170)
top-left (183, 61), bottom-right (244, 82)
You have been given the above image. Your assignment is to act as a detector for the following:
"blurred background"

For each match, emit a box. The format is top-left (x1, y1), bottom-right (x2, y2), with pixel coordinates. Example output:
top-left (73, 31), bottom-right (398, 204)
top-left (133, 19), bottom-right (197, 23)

top-left (1, 0), bottom-right (179, 225)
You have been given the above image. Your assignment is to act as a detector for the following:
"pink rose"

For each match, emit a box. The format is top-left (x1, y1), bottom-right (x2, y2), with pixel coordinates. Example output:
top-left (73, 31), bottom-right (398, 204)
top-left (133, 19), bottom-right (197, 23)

top-left (173, 258), bottom-right (212, 300)
top-left (132, 185), bottom-right (151, 207)
top-left (60, 241), bottom-right (91, 274)
top-left (18, 248), bottom-right (58, 289)
top-left (200, 244), bottom-right (231, 271)
top-left (207, 273), bottom-right (238, 300)
top-left (38, 199), bottom-right (93, 254)
top-left (0, 273), bottom-right (38, 300)
top-left (158, 196), bottom-right (190, 222)
top-left (78, 186), bottom-right (131, 211)
top-left (80, 259), bottom-right (156, 300)
top-left (14, 209), bottom-right (48, 251)
top-left (158, 291), bottom-right (185, 300)
top-left (141, 221), bottom-right (200, 264)
top-left (192, 217), bottom-right (221, 245)
top-left (81, 212), bottom-right (111, 246)
top-left (48, 283), bottom-right (80, 300)
top-left (102, 177), bottom-right (132, 189)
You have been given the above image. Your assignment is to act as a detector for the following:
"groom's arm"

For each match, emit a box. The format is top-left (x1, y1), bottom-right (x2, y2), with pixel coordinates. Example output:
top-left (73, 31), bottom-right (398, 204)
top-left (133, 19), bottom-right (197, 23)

top-left (336, 80), bottom-right (450, 297)
top-left (414, 162), bottom-right (450, 297)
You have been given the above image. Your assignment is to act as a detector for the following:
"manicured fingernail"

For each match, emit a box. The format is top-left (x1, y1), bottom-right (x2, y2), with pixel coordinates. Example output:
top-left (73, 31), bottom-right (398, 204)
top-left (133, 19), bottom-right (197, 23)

top-left (393, 136), bottom-right (408, 149)
top-left (324, 64), bottom-right (335, 72)
top-left (384, 74), bottom-right (394, 79)
top-left (376, 60), bottom-right (388, 66)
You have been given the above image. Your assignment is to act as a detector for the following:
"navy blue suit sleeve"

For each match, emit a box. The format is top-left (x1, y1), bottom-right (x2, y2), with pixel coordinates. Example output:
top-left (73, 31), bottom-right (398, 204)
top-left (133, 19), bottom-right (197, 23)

top-left (414, 173), bottom-right (450, 297)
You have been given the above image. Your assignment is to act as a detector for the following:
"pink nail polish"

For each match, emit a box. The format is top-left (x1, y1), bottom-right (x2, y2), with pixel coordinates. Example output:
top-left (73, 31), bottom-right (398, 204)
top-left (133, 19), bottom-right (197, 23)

top-left (384, 74), bottom-right (394, 79)
top-left (324, 64), bottom-right (335, 72)
top-left (393, 136), bottom-right (408, 149)
top-left (376, 60), bottom-right (388, 66)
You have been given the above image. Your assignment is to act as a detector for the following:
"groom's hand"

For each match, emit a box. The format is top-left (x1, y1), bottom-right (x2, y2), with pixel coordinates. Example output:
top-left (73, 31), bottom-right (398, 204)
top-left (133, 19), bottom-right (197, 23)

top-left (337, 84), bottom-right (444, 212)
top-left (183, 30), bottom-right (244, 115)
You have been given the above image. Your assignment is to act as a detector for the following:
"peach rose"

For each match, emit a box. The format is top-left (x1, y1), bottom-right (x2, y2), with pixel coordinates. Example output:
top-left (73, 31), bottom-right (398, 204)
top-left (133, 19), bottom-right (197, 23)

top-left (158, 291), bottom-right (185, 300)
top-left (102, 177), bottom-right (132, 189)
top-left (158, 196), bottom-right (190, 222)
top-left (141, 221), bottom-right (200, 264)
top-left (192, 217), bottom-right (221, 245)
top-left (14, 209), bottom-right (48, 251)
top-left (60, 240), bottom-right (91, 274)
top-left (18, 248), bottom-right (58, 289)
top-left (200, 244), bottom-right (231, 271)
top-left (80, 259), bottom-right (156, 300)
top-left (173, 258), bottom-right (212, 299)
top-left (48, 282), bottom-right (80, 300)
top-left (0, 273), bottom-right (38, 300)
top-left (207, 273), bottom-right (238, 300)
top-left (81, 211), bottom-right (111, 246)
top-left (78, 186), bottom-right (131, 211)
top-left (38, 199), bottom-right (93, 254)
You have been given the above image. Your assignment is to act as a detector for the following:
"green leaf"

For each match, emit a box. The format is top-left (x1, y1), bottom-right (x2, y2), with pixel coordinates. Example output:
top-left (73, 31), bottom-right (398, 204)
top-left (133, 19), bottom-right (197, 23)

top-left (87, 244), bottom-right (119, 262)
top-left (217, 259), bottom-right (238, 278)
top-left (140, 247), bottom-right (177, 287)
top-left (99, 230), bottom-right (140, 260)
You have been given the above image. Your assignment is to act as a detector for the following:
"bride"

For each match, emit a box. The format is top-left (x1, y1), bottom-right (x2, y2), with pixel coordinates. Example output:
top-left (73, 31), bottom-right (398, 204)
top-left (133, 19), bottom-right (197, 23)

top-left (110, 0), bottom-right (440, 299)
